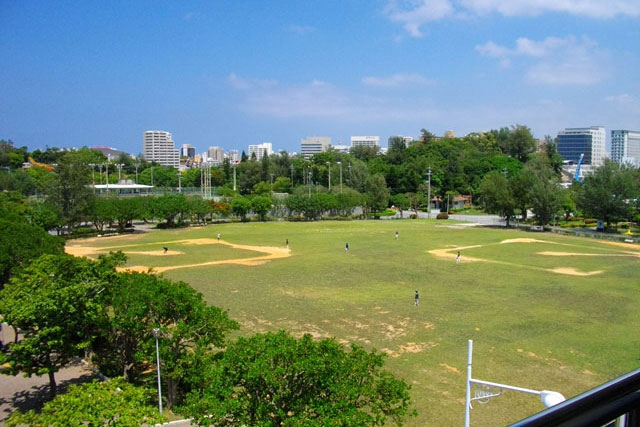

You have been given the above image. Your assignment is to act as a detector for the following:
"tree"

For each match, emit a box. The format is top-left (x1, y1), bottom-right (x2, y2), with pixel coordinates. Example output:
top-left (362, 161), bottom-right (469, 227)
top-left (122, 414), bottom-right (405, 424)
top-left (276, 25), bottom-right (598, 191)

top-left (367, 174), bottom-right (390, 217)
top-left (505, 125), bottom-right (536, 163)
top-left (231, 196), bottom-right (252, 221)
top-left (478, 171), bottom-right (515, 226)
top-left (152, 194), bottom-right (188, 226)
top-left (508, 169), bottom-right (535, 220)
top-left (184, 331), bottom-right (415, 426)
top-left (47, 151), bottom-right (94, 234)
top-left (6, 379), bottom-right (165, 427)
top-left (89, 195), bottom-right (116, 233)
top-left (390, 193), bottom-right (410, 218)
top-left (0, 254), bottom-right (118, 398)
top-left (251, 195), bottom-right (273, 221)
top-left (577, 160), bottom-right (639, 229)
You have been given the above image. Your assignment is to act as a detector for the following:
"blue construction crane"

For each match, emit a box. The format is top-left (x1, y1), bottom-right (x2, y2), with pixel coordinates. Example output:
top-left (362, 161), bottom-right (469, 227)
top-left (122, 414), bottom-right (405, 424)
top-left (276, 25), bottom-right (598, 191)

top-left (574, 153), bottom-right (584, 183)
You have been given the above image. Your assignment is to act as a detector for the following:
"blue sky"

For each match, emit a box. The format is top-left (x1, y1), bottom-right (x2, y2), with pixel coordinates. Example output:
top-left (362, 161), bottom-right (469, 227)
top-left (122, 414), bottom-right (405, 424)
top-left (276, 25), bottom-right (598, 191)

top-left (1, 0), bottom-right (639, 155)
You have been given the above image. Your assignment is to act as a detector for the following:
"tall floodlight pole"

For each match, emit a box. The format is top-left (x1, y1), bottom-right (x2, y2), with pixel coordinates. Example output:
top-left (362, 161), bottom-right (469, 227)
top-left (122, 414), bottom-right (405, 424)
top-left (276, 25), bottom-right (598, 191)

top-left (152, 328), bottom-right (163, 414)
top-left (464, 339), bottom-right (565, 427)
top-left (178, 169), bottom-right (182, 193)
top-left (116, 164), bottom-right (124, 183)
top-left (290, 164), bottom-right (294, 189)
top-left (337, 161), bottom-right (342, 193)
top-left (233, 162), bottom-right (237, 192)
top-left (105, 154), bottom-right (110, 191)
top-left (326, 162), bottom-right (331, 192)
top-left (308, 171), bottom-right (312, 198)
top-left (427, 167), bottom-right (432, 219)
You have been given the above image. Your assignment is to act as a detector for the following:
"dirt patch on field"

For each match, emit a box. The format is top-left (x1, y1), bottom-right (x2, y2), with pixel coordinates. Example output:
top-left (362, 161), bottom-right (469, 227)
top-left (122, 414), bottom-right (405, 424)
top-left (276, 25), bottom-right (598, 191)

top-left (66, 238), bottom-right (291, 273)
top-left (381, 342), bottom-right (438, 358)
top-left (600, 241), bottom-right (640, 251)
top-left (440, 363), bottom-right (460, 373)
top-left (427, 245), bottom-right (485, 262)
top-left (126, 250), bottom-right (184, 256)
top-left (538, 251), bottom-right (638, 258)
top-left (548, 267), bottom-right (603, 276)
top-left (500, 238), bottom-right (550, 244)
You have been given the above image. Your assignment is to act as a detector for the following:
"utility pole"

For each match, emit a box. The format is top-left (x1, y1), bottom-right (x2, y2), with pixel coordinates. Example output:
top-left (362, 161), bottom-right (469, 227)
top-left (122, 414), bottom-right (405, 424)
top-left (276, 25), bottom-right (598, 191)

top-left (326, 162), bottom-right (331, 192)
top-left (427, 167), bottom-right (432, 219)
top-left (178, 169), bottom-right (182, 193)
top-left (116, 163), bottom-right (124, 183)
top-left (337, 161), bottom-right (342, 193)
top-left (233, 162), bottom-right (237, 192)
top-left (308, 171), bottom-right (312, 198)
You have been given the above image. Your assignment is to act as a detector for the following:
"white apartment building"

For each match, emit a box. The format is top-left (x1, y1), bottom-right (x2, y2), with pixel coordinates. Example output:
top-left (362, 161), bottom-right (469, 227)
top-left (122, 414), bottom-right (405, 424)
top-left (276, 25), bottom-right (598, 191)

top-left (611, 130), bottom-right (640, 167)
top-left (331, 145), bottom-right (350, 153)
top-left (557, 126), bottom-right (606, 167)
top-left (142, 131), bottom-right (180, 168)
top-left (350, 136), bottom-right (380, 148)
top-left (208, 146), bottom-right (225, 165)
top-left (248, 142), bottom-right (273, 160)
top-left (300, 136), bottom-right (331, 159)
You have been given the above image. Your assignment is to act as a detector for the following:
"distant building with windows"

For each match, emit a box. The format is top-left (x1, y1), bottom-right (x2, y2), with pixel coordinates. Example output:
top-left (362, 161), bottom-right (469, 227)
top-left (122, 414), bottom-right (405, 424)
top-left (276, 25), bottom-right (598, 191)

top-left (181, 144), bottom-right (195, 159)
top-left (350, 136), bottom-right (380, 148)
top-left (142, 131), bottom-right (180, 168)
top-left (556, 127), bottom-right (606, 166)
top-left (248, 142), bottom-right (272, 160)
top-left (332, 145), bottom-right (350, 153)
top-left (226, 149), bottom-right (240, 163)
top-left (387, 136), bottom-right (414, 146)
top-left (207, 146), bottom-right (225, 165)
top-left (611, 130), bottom-right (640, 167)
top-left (300, 136), bottom-right (331, 159)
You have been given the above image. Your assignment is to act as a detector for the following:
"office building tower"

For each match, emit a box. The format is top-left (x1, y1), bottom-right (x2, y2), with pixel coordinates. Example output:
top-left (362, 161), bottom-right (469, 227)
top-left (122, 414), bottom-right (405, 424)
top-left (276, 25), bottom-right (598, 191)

top-left (350, 136), bottom-right (380, 148)
top-left (300, 136), bottom-right (331, 159)
top-left (556, 127), bottom-right (606, 166)
top-left (248, 142), bottom-right (273, 160)
top-left (181, 144), bottom-right (195, 159)
top-left (226, 149), bottom-right (239, 163)
top-left (611, 130), bottom-right (640, 167)
top-left (208, 146), bottom-right (225, 165)
top-left (142, 131), bottom-right (180, 168)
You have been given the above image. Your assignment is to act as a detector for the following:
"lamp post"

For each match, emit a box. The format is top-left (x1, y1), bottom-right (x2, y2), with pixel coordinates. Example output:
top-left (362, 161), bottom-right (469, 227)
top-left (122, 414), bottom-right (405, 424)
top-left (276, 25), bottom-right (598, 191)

top-left (337, 161), bottom-right (342, 193)
top-left (326, 162), bottom-right (331, 192)
top-left (427, 167), bottom-right (432, 219)
top-left (152, 328), bottom-right (163, 414)
top-left (464, 340), bottom-right (565, 427)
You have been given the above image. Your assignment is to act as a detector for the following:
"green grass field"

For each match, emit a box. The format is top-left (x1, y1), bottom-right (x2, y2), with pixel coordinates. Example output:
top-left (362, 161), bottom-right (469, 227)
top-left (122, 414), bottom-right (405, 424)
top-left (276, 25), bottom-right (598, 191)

top-left (66, 220), bottom-right (640, 426)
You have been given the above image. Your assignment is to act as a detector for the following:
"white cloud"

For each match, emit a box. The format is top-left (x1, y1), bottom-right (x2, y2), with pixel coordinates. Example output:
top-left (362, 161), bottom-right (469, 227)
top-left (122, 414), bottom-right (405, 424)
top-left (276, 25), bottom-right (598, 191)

top-left (385, 0), bottom-right (640, 36)
top-left (476, 36), bottom-right (608, 85)
top-left (287, 25), bottom-right (316, 35)
top-left (232, 78), bottom-right (440, 121)
top-left (227, 73), bottom-right (278, 90)
top-left (362, 73), bottom-right (433, 87)
top-left (385, 0), bottom-right (454, 37)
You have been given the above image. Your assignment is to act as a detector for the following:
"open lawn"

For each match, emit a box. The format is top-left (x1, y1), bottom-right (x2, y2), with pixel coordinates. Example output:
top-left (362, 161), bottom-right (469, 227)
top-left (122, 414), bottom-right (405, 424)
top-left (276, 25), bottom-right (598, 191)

top-left (65, 220), bottom-right (640, 426)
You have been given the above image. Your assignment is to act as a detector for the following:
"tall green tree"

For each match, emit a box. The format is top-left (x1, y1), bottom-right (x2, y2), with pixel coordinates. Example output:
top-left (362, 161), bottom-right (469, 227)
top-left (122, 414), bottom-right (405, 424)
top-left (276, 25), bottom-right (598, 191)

top-left (251, 195), bottom-right (273, 221)
top-left (505, 125), bottom-right (536, 163)
top-left (577, 160), bottom-right (639, 229)
top-left (478, 171), bottom-right (515, 226)
top-left (184, 331), bottom-right (415, 426)
top-left (367, 174), bottom-right (390, 217)
top-left (0, 254), bottom-right (119, 398)
top-left (231, 196), bottom-right (252, 221)
top-left (47, 151), bottom-right (94, 234)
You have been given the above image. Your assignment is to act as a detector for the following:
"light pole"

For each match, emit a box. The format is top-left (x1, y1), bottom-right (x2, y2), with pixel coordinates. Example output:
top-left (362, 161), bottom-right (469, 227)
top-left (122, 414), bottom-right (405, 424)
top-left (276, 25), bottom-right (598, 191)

top-left (152, 328), bottom-right (163, 414)
top-left (178, 169), bottom-right (182, 193)
top-left (233, 162), bottom-right (237, 192)
top-left (427, 167), bottom-right (432, 219)
top-left (105, 154), bottom-right (110, 191)
top-left (308, 171), bottom-right (312, 198)
top-left (116, 163), bottom-right (124, 183)
top-left (464, 340), bottom-right (565, 427)
top-left (337, 161), bottom-right (342, 193)
top-left (326, 162), bottom-right (331, 192)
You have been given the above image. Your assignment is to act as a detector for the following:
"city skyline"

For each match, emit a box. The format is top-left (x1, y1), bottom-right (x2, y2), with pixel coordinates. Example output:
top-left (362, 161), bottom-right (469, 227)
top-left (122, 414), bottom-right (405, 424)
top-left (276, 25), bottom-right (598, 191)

top-left (1, 1), bottom-right (639, 155)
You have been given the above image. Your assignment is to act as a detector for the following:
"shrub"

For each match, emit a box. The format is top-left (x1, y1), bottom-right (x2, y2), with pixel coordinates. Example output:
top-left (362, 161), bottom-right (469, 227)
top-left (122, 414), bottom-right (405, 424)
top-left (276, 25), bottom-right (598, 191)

top-left (448, 209), bottom-right (457, 214)
top-left (584, 219), bottom-right (597, 225)
top-left (410, 214), bottom-right (417, 219)
top-left (436, 213), bottom-right (449, 219)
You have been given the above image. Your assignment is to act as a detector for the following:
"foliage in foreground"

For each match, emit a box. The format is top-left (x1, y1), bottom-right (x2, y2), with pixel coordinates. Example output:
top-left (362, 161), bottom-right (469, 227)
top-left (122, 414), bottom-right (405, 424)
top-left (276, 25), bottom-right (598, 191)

top-left (6, 378), bottom-right (165, 427)
top-left (183, 330), bottom-right (415, 426)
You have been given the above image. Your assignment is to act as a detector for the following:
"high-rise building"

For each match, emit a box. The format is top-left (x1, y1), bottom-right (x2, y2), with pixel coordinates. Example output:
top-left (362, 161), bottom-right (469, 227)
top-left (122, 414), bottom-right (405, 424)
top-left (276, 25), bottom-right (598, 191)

top-left (248, 142), bottom-right (273, 160)
top-left (142, 131), bottom-right (180, 168)
top-left (181, 144), bottom-right (195, 159)
top-left (208, 146), bottom-right (225, 165)
top-left (388, 136), bottom-right (414, 146)
top-left (300, 136), bottom-right (331, 159)
top-left (350, 136), bottom-right (380, 148)
top-left (556, 127), bottom-right (606, 166)
top-left (611, 130), bottom-right (640, 167)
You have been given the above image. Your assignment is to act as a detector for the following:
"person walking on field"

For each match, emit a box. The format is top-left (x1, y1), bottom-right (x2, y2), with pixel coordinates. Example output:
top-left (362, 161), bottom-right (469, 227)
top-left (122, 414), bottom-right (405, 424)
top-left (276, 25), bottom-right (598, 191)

top-left (414, 290), bottom-right (419, 306)
top-left (286, 238), bottom-right (289, 249)
top-left (395, 231), bottom-right (399, 240)
top-left (163, 246), bottom-right (168, 253)
top-left (217, 232), bottom-right (221, 242)
top-left (345, 242), bottom-right (349, 253)
top-left (456, 251), bottom-right (461, 264)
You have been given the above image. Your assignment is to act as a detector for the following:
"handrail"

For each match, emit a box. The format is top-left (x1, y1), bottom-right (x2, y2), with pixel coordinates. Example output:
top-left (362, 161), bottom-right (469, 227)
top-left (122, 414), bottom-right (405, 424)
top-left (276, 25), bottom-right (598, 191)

top-left (511, 368), bottom-right (640, 427)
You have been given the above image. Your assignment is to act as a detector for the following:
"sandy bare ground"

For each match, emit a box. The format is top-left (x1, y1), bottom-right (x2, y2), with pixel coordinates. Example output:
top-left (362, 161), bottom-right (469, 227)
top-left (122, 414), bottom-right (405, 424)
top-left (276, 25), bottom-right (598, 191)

top-left (600, 240), bottom-right (640, 251)
top-left (426, 238), bottom-right (627, 276)
top-left (65, 238), bottom-right (291, 273)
